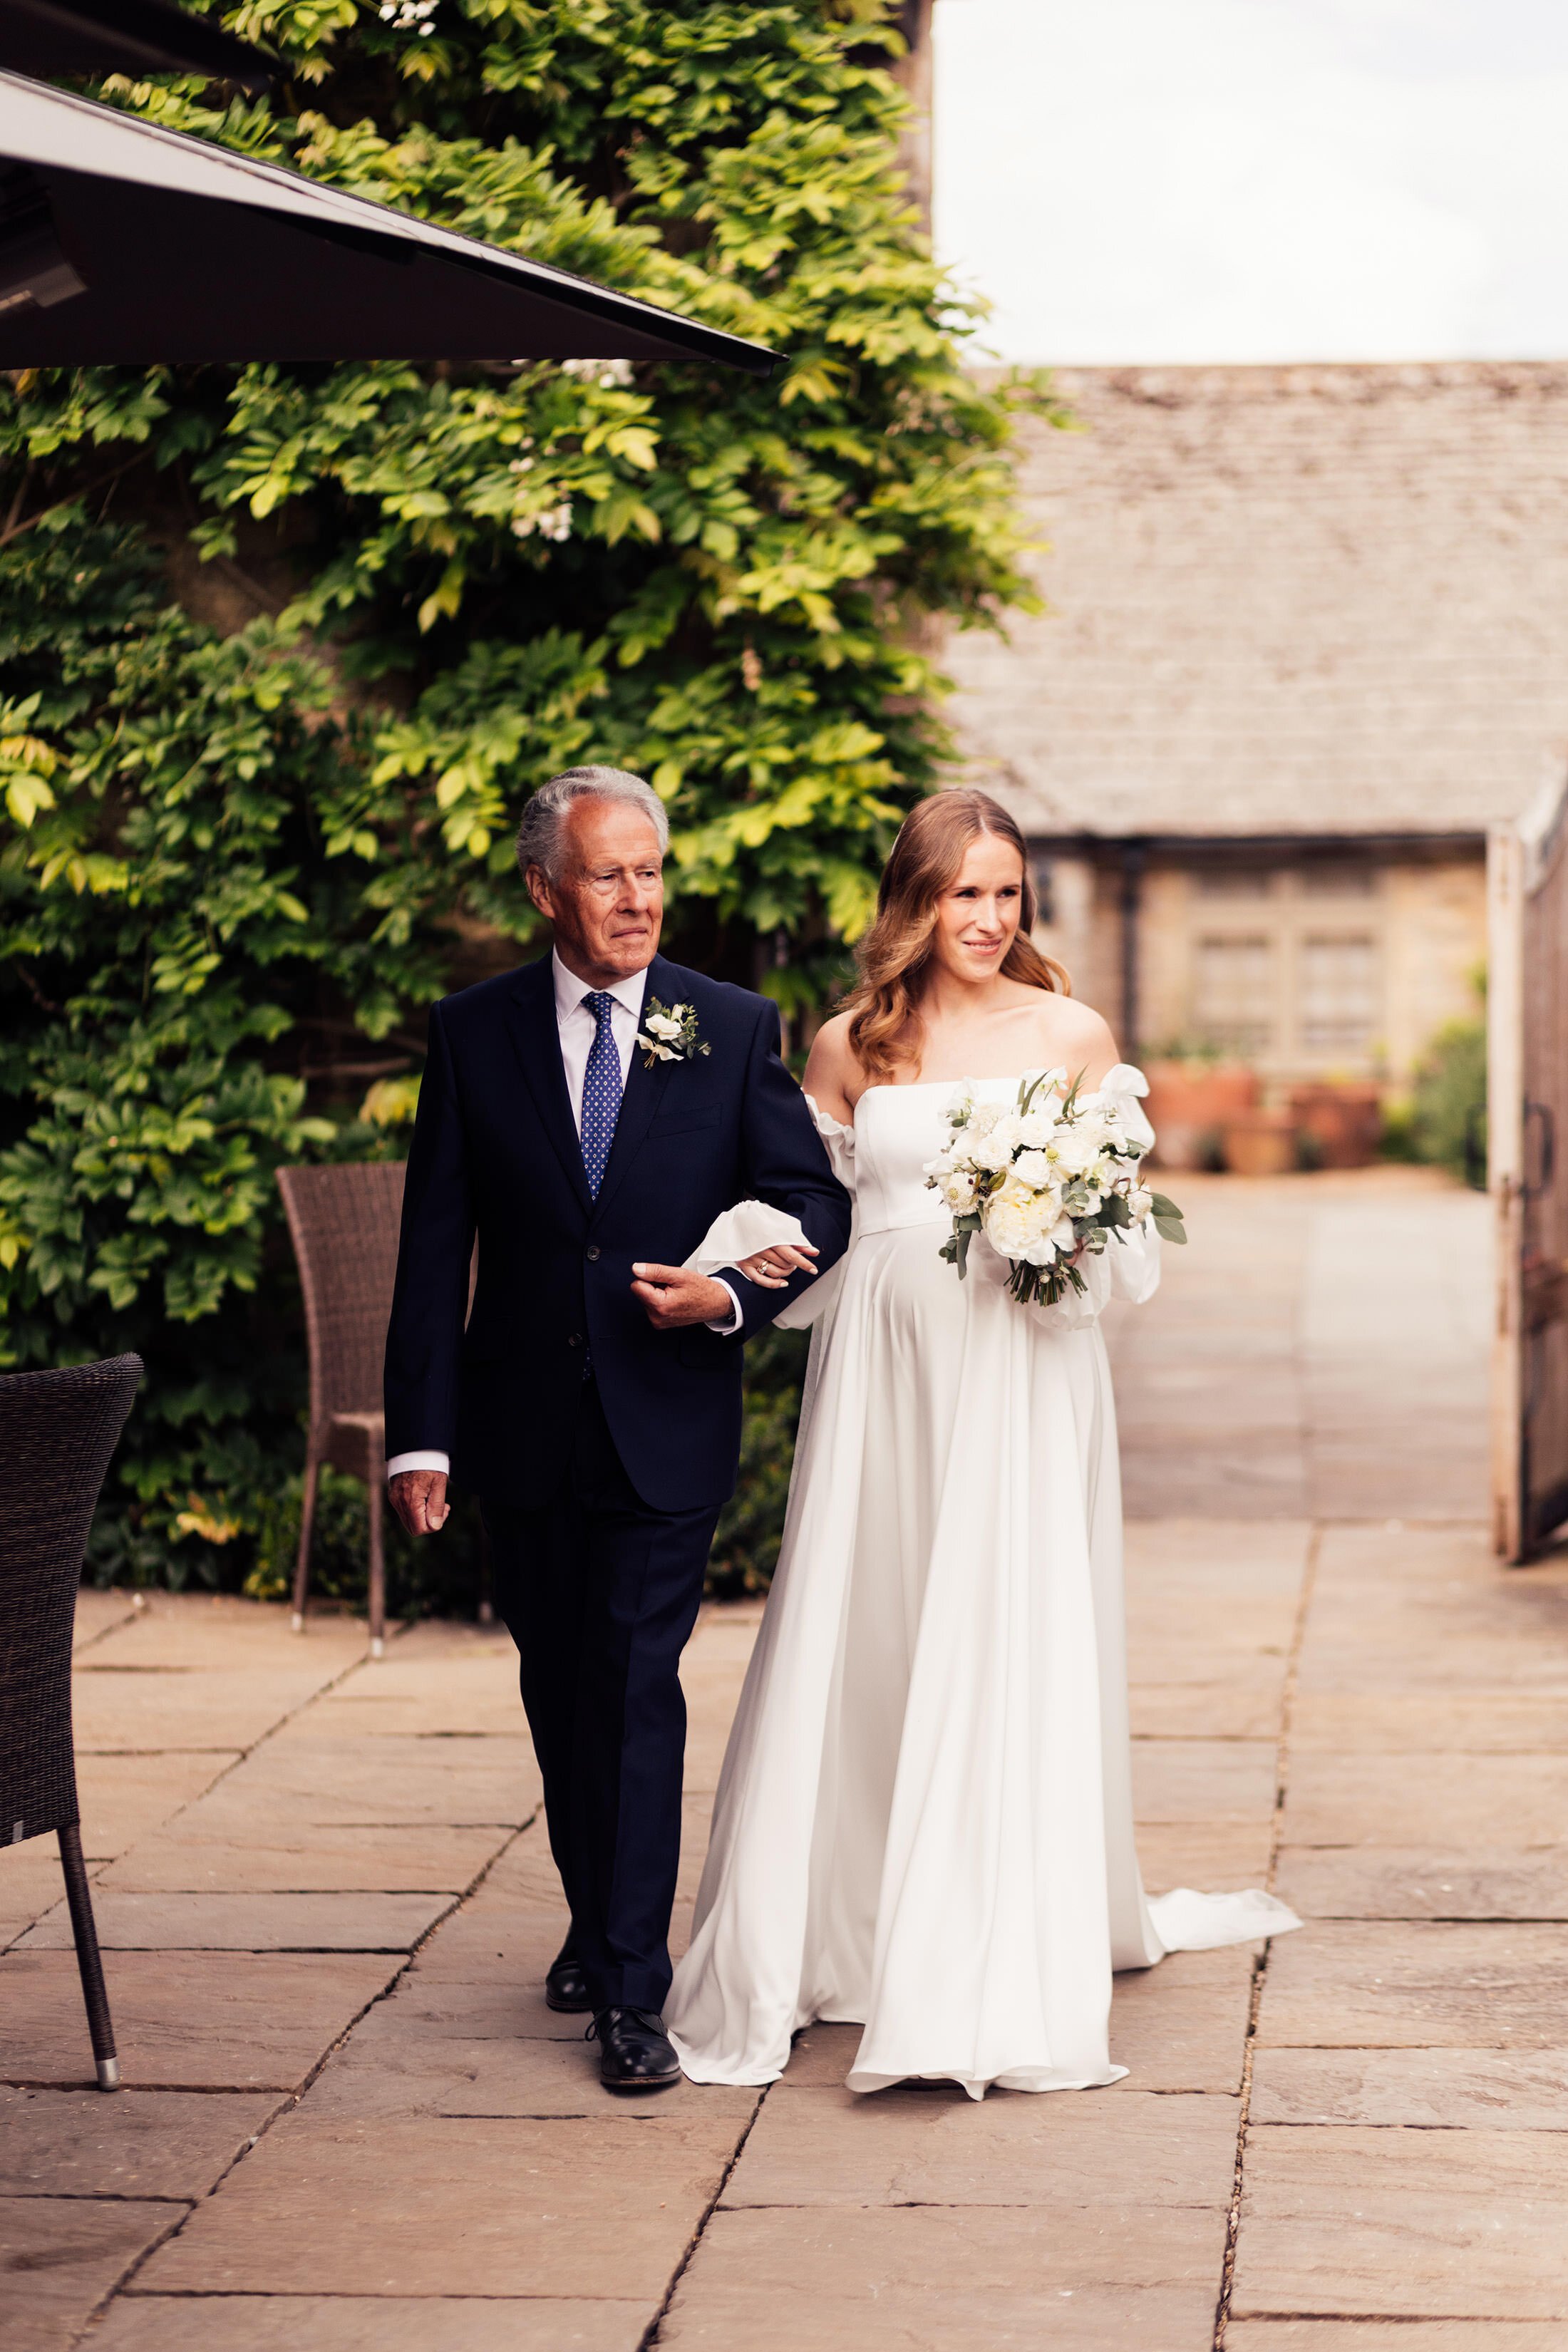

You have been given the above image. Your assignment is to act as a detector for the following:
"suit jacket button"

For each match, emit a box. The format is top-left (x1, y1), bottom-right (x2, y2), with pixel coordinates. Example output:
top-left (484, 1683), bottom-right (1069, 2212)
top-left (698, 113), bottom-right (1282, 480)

top-left (586, 1245), bottom-right (601, 1262)
top-left (567, 1332), bottom-right (583, 1349)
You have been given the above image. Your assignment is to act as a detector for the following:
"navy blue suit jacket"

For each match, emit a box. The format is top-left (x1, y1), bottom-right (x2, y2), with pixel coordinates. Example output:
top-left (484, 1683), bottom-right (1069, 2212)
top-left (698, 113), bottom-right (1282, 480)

top-left (383, 951), bottom-right (852, 1514)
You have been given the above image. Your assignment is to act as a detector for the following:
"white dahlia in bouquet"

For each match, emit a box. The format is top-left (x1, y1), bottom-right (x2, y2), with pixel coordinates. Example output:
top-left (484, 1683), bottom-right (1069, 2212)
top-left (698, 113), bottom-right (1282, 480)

top-left (924, 1068), bottom-right (1187, 1309)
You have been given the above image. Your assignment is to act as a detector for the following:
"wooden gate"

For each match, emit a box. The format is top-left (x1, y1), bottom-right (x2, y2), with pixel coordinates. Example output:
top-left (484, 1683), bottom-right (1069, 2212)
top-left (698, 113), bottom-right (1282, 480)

top-left (1490, 774), bottom-right (1568, 1559)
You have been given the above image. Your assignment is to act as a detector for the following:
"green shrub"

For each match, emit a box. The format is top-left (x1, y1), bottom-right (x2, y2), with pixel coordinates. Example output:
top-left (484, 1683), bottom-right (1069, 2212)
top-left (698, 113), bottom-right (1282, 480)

top-left (1408, 1020), bottom-right (1487, 1189)
top-left (708, 1324), bottom-right (810, 1597)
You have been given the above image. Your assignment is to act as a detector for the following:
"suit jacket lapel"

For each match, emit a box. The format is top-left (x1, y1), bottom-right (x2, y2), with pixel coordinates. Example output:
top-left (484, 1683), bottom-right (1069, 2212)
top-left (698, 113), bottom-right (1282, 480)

top-left (592, 954), bottom-right (677, 1224)
top-left (503, 957), bottom-right (593, 1218)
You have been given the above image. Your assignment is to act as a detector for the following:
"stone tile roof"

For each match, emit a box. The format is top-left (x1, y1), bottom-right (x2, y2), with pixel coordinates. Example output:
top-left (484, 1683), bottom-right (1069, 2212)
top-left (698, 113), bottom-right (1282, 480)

top-left (947, 362), bottom-right (1568, 840)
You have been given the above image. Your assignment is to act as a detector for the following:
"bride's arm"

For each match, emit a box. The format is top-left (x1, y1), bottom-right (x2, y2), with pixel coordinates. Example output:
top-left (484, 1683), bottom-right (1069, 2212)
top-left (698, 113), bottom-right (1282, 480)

top-left (722, 1013), bottom-right (860, 1291)
top-left (801, 1011), bottom-right (859, 1127)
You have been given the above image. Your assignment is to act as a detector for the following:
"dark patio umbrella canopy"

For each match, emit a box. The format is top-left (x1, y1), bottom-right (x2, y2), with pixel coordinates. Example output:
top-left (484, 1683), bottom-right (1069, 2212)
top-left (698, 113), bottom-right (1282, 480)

top-left (0, 0), bottom-right (274, 90)
top-left (0, 71), bottom-right (779, 372)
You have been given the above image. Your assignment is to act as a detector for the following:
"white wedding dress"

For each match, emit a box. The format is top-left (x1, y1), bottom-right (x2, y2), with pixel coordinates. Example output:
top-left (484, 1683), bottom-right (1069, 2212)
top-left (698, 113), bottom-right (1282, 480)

top-left (666, 1068), bottom-right (1297, 2099)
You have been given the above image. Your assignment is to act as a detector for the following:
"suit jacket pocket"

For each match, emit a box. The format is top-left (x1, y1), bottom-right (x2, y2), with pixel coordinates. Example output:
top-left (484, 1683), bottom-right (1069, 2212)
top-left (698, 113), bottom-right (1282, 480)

top-left (677, 1328), bottom-right (731, 1370)
top-left (649, 1103), bottom-right (722, 1137)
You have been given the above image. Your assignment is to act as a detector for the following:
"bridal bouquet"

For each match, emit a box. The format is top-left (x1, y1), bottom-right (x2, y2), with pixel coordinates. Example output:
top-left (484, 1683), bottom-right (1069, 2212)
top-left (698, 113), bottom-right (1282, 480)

top-left (924, 1068), bottom-right (1187, 1309)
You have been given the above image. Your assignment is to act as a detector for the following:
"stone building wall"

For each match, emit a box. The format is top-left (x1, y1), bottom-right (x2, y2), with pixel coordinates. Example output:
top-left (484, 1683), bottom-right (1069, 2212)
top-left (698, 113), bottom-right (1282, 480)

top-left (949, 362), bottom-right (1567, 1079)
top-left (1033, 848), bottom-right (1485, 1084)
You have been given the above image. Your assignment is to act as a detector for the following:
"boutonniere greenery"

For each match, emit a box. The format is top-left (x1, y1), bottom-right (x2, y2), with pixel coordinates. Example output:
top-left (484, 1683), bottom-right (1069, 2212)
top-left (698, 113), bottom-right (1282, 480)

top-left (636, 999), bottom-right (711, 1068)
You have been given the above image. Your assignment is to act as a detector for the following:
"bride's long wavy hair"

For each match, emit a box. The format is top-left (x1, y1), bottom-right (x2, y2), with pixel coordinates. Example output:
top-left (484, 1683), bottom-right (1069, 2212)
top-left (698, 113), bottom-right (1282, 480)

top-left (842, 790), bottom-right (1071, 1081)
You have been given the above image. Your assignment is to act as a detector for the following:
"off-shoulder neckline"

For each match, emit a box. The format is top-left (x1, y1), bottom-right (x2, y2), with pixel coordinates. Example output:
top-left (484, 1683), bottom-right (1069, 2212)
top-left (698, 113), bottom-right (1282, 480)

top-left (806, 1067), bottom-right (1148, 1135)
top-left (852, 1066), bottom-right (1145, 1108)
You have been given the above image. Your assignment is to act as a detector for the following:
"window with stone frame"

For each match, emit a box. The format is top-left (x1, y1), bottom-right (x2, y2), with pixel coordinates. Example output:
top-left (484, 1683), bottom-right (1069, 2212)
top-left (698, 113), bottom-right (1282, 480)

top-left (1182, 862), bottom-right (1386, 1070)
top-left (1298, 929), bottom-right (1382, 1055)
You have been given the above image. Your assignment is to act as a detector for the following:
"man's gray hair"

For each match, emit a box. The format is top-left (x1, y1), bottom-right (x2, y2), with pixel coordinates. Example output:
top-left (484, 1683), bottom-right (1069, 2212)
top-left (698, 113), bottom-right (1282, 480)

top-left (515, 765), bottom-right (669, 880)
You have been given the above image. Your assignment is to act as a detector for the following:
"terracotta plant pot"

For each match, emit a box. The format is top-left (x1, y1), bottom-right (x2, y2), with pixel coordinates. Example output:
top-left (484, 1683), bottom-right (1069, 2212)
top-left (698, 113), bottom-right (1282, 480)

top-left (1143, 1061), bottom-right (1260, 1170)
top-left (1222, 1108), bottom-right (1297, 1177)
top-left (1287, 1083), bottom-right (1383, 1170)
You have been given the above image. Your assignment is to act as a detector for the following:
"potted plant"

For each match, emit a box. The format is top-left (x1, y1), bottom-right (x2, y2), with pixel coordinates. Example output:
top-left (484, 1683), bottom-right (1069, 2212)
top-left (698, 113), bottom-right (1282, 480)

top-left (1143, 1041), bottom-right (1261, 1170)
top-left (1288, 1081), bottom-right (1383, 1169)
top-left (1221, 1107), bottom-right (1299, 1177)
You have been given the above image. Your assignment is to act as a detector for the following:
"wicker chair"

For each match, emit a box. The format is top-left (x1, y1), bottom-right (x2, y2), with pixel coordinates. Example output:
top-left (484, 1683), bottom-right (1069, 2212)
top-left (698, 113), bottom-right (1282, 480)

top-left (277, 1161), bottom-right (406, 1659)
top-left (0, 1353), bottom-right (142, 2091)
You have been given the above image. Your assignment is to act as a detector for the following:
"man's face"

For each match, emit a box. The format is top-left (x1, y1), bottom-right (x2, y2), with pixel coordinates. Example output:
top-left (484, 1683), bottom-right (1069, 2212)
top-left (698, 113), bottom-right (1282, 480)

top-left (527, 799), bottom-right (664, 985)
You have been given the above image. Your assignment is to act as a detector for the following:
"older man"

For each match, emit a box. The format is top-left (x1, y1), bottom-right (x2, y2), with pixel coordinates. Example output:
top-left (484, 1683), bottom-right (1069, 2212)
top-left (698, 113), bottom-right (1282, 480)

top-left (383, 766), bottom-right (850, 2090)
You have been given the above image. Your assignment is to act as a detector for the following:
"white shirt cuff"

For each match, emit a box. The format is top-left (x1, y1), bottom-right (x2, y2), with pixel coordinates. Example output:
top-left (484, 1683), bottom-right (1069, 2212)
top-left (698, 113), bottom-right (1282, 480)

top-left (706, 1279), bottom-right (743, 1336)
top-left (386, 1450), bottom-right (450, 1482)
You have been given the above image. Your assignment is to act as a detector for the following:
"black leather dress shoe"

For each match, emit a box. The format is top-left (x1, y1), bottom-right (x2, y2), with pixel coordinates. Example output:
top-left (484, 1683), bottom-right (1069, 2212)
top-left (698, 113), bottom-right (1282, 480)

top-left (589, 2006), bottom-right (681, 2093)
top-left (545, 1944), bottom-right (592, 2014)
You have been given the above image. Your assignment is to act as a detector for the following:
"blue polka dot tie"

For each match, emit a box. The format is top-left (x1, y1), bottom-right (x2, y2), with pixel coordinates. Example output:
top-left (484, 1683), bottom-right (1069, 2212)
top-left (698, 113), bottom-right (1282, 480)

top-left (579, 991), bottom-right (623, 1201)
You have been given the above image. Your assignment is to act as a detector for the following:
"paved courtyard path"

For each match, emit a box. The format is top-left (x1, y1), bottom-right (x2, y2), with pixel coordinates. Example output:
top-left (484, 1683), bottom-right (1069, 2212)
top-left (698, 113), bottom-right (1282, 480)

top-left (8, 1168), bottom-right (1568, 2349)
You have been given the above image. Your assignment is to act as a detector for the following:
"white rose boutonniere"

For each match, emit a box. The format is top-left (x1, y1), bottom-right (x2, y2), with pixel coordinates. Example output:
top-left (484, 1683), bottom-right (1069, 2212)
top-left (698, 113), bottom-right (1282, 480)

top-left (635, 999), bottom-right (711, 1069)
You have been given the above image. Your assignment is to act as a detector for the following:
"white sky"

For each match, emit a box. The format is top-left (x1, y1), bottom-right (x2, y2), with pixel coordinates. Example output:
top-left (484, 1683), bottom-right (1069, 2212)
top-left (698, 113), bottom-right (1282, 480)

top-left (933, 0), bottom-right (1568, 363)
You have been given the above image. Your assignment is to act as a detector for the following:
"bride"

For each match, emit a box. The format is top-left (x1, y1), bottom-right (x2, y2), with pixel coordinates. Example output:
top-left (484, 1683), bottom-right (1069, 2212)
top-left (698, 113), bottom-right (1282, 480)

top-left (666, 788), bottom-right (1296, 2098)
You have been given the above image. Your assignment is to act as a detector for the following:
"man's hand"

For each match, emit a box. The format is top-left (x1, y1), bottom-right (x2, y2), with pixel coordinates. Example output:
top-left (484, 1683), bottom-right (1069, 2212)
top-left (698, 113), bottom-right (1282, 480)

top-left (631, 1264), bottom-right (736, 1330)
top-left (390, 1469), bottom-right (449, 1537)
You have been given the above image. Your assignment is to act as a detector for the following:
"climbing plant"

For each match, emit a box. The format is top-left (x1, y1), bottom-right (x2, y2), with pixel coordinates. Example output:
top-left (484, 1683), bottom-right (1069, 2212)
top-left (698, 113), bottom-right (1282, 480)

top-left (0, 0), bottom-right (1051, 1589)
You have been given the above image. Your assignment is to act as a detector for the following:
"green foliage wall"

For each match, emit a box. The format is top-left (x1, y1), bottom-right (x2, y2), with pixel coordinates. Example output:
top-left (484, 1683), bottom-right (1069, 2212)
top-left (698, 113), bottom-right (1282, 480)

top-left (0, 0), bottom-right (1047, 1594)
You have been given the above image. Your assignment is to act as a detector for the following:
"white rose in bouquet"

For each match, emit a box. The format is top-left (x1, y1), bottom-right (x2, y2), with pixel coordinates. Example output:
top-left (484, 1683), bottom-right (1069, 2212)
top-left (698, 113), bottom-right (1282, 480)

top-left (927, 1065), bottom-right (1186, 1308)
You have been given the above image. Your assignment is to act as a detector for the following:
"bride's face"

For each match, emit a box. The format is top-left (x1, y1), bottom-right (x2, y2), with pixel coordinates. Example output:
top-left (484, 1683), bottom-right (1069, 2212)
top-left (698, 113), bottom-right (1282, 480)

top-left (929, 832), bottom-right (1026, 986)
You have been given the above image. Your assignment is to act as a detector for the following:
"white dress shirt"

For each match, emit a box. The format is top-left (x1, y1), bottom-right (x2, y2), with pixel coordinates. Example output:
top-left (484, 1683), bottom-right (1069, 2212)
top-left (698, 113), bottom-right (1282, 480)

top-left (387, 951), bottom-right (740, 1481)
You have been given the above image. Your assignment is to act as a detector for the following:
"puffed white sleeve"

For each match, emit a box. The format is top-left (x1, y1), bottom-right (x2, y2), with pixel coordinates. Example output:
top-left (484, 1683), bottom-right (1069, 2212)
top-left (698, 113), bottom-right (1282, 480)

top-left (681, 1098), bottom-right (857, 1334)
top-left (1100, 1063), bottom-right (1162, 1306)
top-left (774, 1100), bottom-right (856, 1330)
top-left (1030, 1063), bottom-right (1164, 1328)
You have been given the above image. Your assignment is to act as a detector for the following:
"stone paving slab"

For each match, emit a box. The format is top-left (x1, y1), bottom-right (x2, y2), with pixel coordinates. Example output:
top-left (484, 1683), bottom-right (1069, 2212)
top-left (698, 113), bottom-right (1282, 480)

top-left (721, 2083), bottom-right (1239, 2209)
top-left (1255, 1922), bottom-right (1568, 2048)
top-left (76, 1750), bottom-right (239, 1861)
top-left (1135, 1820), bottom-right (1277, 1891)
top-left (1131, 1738), bottom-right (1279, 1822)
top-left (1283, 1753), bottom-right (1568, 1847)
top-left (681, 1645), bottom-right (761, 1793)
top-left (78, 1592), bottom-right (370, 1673)
top-left (73, 1668), bottom-right (358, 1756)
top-left (300, 2019), bottom-right (758, 2120)
top-left (0, 2085), bottom-right (279, 2195)
top-left (96, 2298), bottom-right (656, 2351)
top-left (1118, 1438), bottom-right (1310, 1519)
top-left (661, 2205), bottom-right (1227, 2347)
top-left (138, 2114), bottom-right (747, 2300)
top-left (1286, 1691), bottom-right (1568, 1753)
top-left (211, 1733), bottom-right (540, 1827)
top-left (1276, 1845), bottom-right (1568, 1920)
top-left (1109, 1944), bottom-right (1258, 2091)
top-left (0, 1845), bottom-right (71, 1949)
top-left (1231, 2124), bottom-right (1568, 2318)
top-left (351, 1954), bottom-right (580, 2048)
top-left (1296, 1632), bottom-right (1568, 1693)
top-left (0, 1949), bottom-right (401, 2089)
top-left (1249, 2046), bottom-right (1568, 2130)
top-left (71, 1590), bottom-right (140, 1649)
top-left (1228, 2328), bottom-right (1568, 2349)
top-left (1, 2194), bottom-right (184, 2352)
top-left (16, 1891), bottom-right (454, 1952)
top-left (1129, 1677), bottom-right (1287, 1738)
top-left (99, 1818), bottom-right (509, 1894)
top-left (303, 1624), bottom-right (522, 1741)
top-left (758, 2004), bottom-right (1254, 2100)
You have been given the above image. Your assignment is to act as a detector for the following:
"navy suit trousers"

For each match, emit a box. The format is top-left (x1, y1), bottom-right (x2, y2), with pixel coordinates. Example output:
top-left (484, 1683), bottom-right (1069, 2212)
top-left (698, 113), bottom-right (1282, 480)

top-left (485, 1378), bottom-right (719, 2016)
